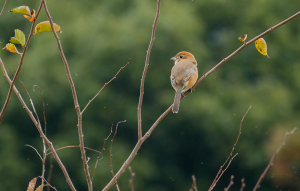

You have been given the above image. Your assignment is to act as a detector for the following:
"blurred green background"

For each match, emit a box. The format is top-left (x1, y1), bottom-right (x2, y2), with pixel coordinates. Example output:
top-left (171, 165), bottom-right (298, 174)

top-left (0, 0), bottom-right (300, 190)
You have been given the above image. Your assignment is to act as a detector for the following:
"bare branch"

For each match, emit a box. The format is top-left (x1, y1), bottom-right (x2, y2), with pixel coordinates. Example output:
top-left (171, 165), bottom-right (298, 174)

top-left (110, 121), bottom-right (126, 191)
top-left (240, 178), bottom-right (245, 191)
top-left (25, 144), bottom-right (43, 161)
top-left (103, 10), bottom-right (300, 190)
top-left (128, 166), bottom-right (135, 191)
top-left (0, 1), bottom-right (44, 124)
top-left (82, 59), bottom-right (130, 114)
top-left (47, 156), bottom-right (54, 191)
top-left (0, 58), bottom-right (76, 191)
top-left (33, 85), bottom-right (47, 135)
top-left (189, 175), bottom-right (198, 191)
top-left (38, 176), bottom-right (58, 191)
top-left (252, 127), bottom-right (297, 191)
top-left (209, 106), bottom-right (251, 191)
top-left (224, 175), bottom-right (234, 191)
top-left (47, 145), bottom-right (101, 156)
top-left (137, 0), bottom-right (161, 140)
top-left (0, 0), bottom-right (8, 17)
top-left (92, 126), bottom-right (114, 182)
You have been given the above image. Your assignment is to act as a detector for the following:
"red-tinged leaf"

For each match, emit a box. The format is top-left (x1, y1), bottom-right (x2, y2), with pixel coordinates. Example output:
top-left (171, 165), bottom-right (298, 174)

top-left (2, 43), bottom-right (20, 54)
top-left (34, 21), bottom-right (62, 34)
top-left (24, 9), bottom-right (36, 22)
top-left (26, 178), bottom-right (37, 191)
top-left (9, 6), bottom-right (31, 15)
top-left (34, 185), bottom-right (45, 191)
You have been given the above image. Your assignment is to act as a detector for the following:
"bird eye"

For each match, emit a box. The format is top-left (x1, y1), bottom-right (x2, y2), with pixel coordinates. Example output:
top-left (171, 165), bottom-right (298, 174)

top-left (179, 55), bottom-right (184, 58)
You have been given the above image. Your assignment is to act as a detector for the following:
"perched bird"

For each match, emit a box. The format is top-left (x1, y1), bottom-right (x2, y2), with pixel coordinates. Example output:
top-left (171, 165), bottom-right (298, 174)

top-left (170, 51), bottom-right (198, 113)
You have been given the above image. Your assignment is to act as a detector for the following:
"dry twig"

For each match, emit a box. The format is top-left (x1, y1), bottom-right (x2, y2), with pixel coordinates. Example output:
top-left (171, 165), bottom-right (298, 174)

top-left (0, 0), bottom-right (44, 124)
top-left (137, 0), bottom-right (161, 139)
top-left (240, 178), bottom-right (245, 191)
top-left (82, 59), bottom-right (130, 113)
top-left (189, 175), bottom-right (198, 191)
top-left (209, 106), bottom-right (251, 191)
top-left (110, 121), bottom-right (126, 191)
top-left (224, 175), bottom-right (234, 191)
top-left (0, 0), bottom-right (8, 17)
top-left (0, 58), bottom-right (76, 191)
top-left (252, 127), bottom-right (297, 191)
top-left (128, 166), bottom-right (135, 191)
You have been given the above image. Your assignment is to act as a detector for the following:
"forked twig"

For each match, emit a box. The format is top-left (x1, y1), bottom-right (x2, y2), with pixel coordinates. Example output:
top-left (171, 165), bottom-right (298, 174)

top-left (252, 127), bottom-right (297, 191)
top-left (82, 59), bottom-right (130, 113)
top-left (224, 175), bottom-right (234, 191)
top-left (38, 176), bottom-right (58, 191)
top-left (92, 126), bottom-right (114, 182)
top-left (110, 121), bottom-right (126, 191)
top-left (209, 106), bottom-right (251, 191)
top-left (0, 58), bottom-right (76, 191)
top-left (0, 0), bottom-right (44, 124)
top-left (137, 0), bottom-right (161, 140)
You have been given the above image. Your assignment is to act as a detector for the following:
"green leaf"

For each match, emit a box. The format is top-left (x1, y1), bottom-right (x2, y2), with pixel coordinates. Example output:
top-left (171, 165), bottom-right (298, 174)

top-left (9, 6), bottom-right (31, 15)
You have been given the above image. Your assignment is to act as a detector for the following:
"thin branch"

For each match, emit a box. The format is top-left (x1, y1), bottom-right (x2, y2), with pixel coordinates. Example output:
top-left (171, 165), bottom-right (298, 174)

top-left (92, 126), bottom-right (114, 182)
top-left (187, 10), bottom-right (300, 95)
top-left (47, 145), bottom-right (101, 156)
top-left (82, 59), bottom-right (130, 114)
top-left (47, 156), bottom-right (54, 191)
top-left (137, 0), bottom-right (161, 140)
top-left (240, 178), bottom-right (245, 191)
top-left (189, 175), bottom-right (198, 191)
top-left (102, 10), bottom-right (300, 190)
top-left (224, 175), bottom-right (234, 191)
top-left (252, 127), bottom-right (297, 191)
top-left (0, 0), bottom-right (8, 17)
top-left (209, 105), bottom-right (251, 191)
top-left (110, 121), bottom-right (126, 191)
top-left (25, 144), bottom-right (43, 161)
top-left (128, 166), bottom-right (135, 191)
top-left (0, 58), bottom-right (76, 191)
top-left (42, 0), bottom-right (91, 189)
top-left (38, 176), bottom-right (58, 191)
top-left (0, 0), bottom-right (44, 124)
top-left (33, 85), bottom-right (47, 135)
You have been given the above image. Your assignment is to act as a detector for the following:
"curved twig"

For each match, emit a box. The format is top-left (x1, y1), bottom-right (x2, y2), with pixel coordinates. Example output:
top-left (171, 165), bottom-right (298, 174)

top-left (137, 0), bottom-right (161, 139)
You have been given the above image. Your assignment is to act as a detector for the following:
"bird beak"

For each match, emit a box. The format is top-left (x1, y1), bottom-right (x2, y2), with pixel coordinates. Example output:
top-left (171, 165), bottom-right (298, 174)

top-left (170, 57), bottom-right (177, 61)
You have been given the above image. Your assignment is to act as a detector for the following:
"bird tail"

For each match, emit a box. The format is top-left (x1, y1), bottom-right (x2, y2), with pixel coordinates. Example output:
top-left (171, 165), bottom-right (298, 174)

top-left (172, 85), bottom-right (182, 113)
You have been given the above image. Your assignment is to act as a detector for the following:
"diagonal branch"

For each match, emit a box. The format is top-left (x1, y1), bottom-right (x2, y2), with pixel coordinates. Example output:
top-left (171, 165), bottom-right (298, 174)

top-left (252, 127), bottom-right (297, 191)
top-left (0, 0), bottom-right (8, 17)
top-left (0, 0), bottom-right (44, 124)
top-left (102, 10), bottom-right (300, 191)
top-left (82, 59), bottom-right (130, 114)
top-left (137, 0), bottom-right (161, 140)
top-left (42, 0), bottom-right (92, 190)
top-left (0, 58), bottom-right (76, 191)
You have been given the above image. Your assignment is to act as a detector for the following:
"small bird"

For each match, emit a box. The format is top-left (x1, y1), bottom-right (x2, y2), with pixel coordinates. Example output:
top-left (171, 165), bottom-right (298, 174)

top-left (170, 51), bottom-right (198, 113)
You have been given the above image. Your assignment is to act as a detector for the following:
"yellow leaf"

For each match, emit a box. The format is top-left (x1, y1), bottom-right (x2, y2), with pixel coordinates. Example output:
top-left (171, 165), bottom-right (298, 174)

top-left (9, 6), bottom-right (31, 15)
top-left (34, 21), bottom-right (62, 34)
top-left (26, 178), bottom-right (37, 191)
top-left (2, 43), bottom-right (21, 54)
top-left (35, 185), bottom-right (45, 191)
top-left (255, 38), bottom-right (270, 58)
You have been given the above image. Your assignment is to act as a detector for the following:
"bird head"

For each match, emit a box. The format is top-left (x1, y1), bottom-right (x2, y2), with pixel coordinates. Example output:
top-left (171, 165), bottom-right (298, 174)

top-left (170, 51), bottom-right (197, 65)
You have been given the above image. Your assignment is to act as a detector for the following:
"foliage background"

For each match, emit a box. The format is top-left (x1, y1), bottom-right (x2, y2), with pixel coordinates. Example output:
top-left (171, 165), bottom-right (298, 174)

top-left (0, 0), bottom-right (300, 190)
